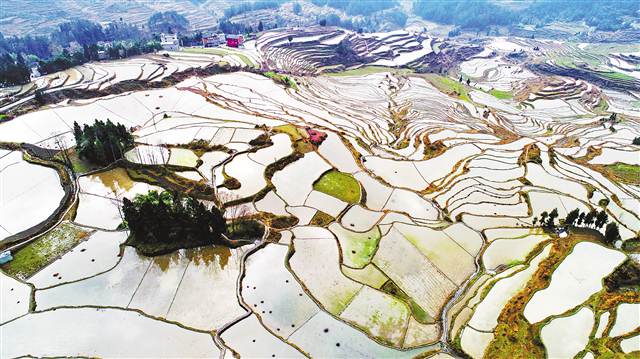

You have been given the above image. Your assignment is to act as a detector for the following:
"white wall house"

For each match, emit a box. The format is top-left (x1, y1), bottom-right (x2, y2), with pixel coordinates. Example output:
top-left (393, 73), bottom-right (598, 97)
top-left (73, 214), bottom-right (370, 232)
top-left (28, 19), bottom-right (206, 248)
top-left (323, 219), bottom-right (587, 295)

top-left (160, 33), bottom-right (180, 51)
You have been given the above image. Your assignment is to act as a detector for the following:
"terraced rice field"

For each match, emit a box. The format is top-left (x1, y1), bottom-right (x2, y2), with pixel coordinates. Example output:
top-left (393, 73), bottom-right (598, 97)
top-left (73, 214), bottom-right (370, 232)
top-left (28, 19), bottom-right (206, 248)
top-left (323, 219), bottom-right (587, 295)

top-left (0, 28), bottom-right (639, 358)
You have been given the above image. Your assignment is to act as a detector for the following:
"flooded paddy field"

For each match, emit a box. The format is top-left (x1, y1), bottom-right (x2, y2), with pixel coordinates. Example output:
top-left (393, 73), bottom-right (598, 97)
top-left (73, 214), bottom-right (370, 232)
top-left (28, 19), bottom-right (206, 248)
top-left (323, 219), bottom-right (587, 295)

top-left (0, 30), bottom-right (639, 359)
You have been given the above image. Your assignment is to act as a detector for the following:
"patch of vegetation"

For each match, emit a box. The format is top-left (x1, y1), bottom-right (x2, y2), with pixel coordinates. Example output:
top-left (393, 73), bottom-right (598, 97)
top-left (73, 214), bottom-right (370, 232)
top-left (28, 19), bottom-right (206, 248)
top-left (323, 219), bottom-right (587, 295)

top-left (381, 280), bottom-right (433, 324)
top-left (263, 71), bottom-right (298, 90)
top-left (273, 124), bottom-right (304, 141)
top-left (2, 222), bottom-right (91, 279)
top-left (221, 174), bottom-right (241, 190)
top-left (309, 210), bottom-right (335, 226)
top-left (264, 152), bottom-right (304, 181)
top-left (490, 89), bottom-right (513, 99)
top-left (414, 0), bottom-right (638, 32)
top-left (272, 124), bottom-right (313, 154)
top-left (594, 98), bottom-right (609, 113)
top-left (604, 163), bottom-right (640, 185)
top-left (122, 190), bottom-right (228, 256)
top-left (420, 74), bottom-right (471, 103)
top-left (622, 238), bottom-right (640, 252)
top-left (124, 164), bottom-right (216, 200)
top-left (226, 219), bottom-right (264, 240)
top-left (313, 169), bottom-right (361, 203)
top-left (181, 139), bottom-right (233, 157)
top-left (249, 133), bottom-right (272, 147)
top-left (312, 0), bottom-right (397, 16)
top-left (604, 259), bottom-right (640, 292)
top-left (73, 119), bottom-right (134, 166)
top-left (518, 143), bottom-right (542, 165)
top-left (148, 10), bottom-right (189, 34)
top-left (266, 215), bottom-right (299, 230)
top-left (601, 71), bottom-right (635, 82)
top-left (422, 138), bottom-right (446, 160)
top-left (0, 53), bottom-right (31, 86)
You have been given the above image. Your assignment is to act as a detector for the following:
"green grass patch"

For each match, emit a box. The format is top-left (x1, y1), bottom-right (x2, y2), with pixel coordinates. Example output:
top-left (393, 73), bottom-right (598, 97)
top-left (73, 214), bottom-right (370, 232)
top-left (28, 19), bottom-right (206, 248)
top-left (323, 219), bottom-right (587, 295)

top-left (605, 163), bottom-right (640, 185)
top-left (313, 169), bottom-right (361, 203)
top-left (273, 124), bottom-right (304, 141)
top-left (622, 238), bottom-right (640, 252)
top-left (333, 226), bottom-right (380, 268)
top-left (490, 89), bottom-right (513, 99)
top-left (420, 74), bottom-right (471, 102)
top-left (309, 210), bottom-right (335, 226)
top-left (263, 71), bottom-right (298, 90)
top-left (594, 97), bottom-right (609, 113)
top-left (601, 71), bottom-right (635, 81)
top-left (2, 222), bottom-right (91, 279)
top-left (381, 280), bottom-right (433, 324)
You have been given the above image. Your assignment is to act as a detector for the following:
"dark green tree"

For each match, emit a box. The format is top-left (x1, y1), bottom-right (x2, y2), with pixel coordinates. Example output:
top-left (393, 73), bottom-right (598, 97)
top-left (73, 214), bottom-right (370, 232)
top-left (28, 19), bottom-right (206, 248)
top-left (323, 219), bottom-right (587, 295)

top-left (595, 210), bottom-right (609, 230)
top-left (547, 208), bottom-right (558, 228)
top-left (584, 210), bottom-right (596, 227)
top-left (74, 119), bottom-right (134, 165)
top-left (123, 190), bottom-right (228, 253)
top-left (540, 211), bottom-right (548, 226)
top-left (604, 222), bottom-right (621, 245)
top-left (148, 11), bottom-right (189, 34)
top-left (565, 208), bottom-right (580, 227)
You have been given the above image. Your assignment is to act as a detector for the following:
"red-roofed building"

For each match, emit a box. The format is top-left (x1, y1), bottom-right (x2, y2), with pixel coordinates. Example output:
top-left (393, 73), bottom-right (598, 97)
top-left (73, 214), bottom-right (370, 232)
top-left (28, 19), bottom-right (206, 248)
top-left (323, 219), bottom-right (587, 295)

top-left (226, 34), bottom-right (244, 48)
top-left (305, 127), bottom-right (327, 145)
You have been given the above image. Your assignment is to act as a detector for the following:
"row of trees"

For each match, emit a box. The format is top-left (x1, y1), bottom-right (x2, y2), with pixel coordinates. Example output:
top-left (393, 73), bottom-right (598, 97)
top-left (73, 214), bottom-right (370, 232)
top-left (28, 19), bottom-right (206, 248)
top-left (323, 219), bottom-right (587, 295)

top-left (412, 0), bottom-right (638, 32)
top-left (533, 207), bottom-right (622, 245)
top-left (73, 120), bottom-right (134, 166)
top-left (122, 190), bottom-right (226, 247)
top-left (311, 0), bottom-right (398, 16)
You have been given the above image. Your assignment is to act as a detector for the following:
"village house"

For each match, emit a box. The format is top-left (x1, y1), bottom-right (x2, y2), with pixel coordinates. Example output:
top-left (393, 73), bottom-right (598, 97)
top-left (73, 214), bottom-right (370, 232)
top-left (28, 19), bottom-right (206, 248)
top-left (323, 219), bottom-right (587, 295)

top-left (160, 33), bottom-right (180, 51)
top-left (202, 33), bottom-right (225, 48)
top-left (226, 34), bottom-right (244, 48)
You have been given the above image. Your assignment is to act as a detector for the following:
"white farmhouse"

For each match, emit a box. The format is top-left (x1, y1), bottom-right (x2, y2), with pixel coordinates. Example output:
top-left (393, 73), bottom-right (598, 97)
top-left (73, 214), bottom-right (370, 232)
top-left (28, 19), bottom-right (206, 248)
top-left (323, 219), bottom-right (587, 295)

top-left (160, 33), bottom-right (180, 51)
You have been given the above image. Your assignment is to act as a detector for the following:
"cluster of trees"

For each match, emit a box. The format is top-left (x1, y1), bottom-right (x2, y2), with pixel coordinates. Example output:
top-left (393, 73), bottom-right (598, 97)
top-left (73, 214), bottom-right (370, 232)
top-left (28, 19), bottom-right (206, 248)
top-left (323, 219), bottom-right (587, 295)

top-left (0, 53), bottom-right (31, 86)
top-left (413, 0), bottom-right (515, 30)
top-left (38, 40), bottom-right (161, 75)
top-left (633, 137), bottom-right (640, 145)
top-left (122, 190), bottom-right (226, 249)
top-left (73, 119), bottom-right (134, 166)
top-left (412, 0), bottom-right (638, 32)
top-left (533, 207), bottom-right (622, 245)
top-left (523, 0), bottom-right (638, 32)
top-left (318, 12), bottom-right (406, 32)
top-left (223, 1), bottom-right (285, 18)
top-left (0, 17), bottom-right (165, 84)
top-left (311, 0), bottom-right (397, 16)
top-left (147, 11), bottom-right (190, 34)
